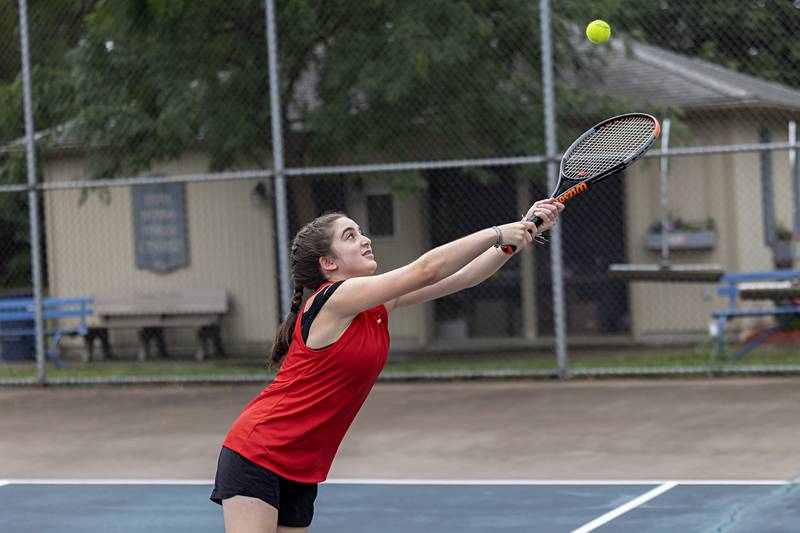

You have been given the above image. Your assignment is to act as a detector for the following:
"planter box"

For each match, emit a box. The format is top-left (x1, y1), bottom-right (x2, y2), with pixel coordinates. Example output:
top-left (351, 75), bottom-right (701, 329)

top-left (772, 240), bottom-right (793, 268)
top-left (645, 230), bottom-right (716, 251)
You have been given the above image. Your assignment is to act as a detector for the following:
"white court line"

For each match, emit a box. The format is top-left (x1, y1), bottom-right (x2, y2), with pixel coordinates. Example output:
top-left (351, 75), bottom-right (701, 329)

top-left (570, 482), bottom-right (678, 533)
top-left (324, 479), bottom-right (789, 486)
top-left (0, 478), bottom-right (790, 486)
top-left (3, 479), bottom-right (213, 485)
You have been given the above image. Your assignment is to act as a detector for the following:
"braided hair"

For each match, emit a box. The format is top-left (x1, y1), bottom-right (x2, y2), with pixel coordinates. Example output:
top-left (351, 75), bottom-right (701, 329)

top-left (268, 212), bottom-right (345, 367)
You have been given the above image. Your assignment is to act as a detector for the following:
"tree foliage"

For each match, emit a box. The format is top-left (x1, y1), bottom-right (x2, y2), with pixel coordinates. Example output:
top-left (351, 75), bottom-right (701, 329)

top-left (2, 1), bottom-right (799, 287)
top-left (0, 0), bottom-right (96, 290)
top-left (4, 1), bottom-right (800, 179)
top-left (55, 0), bottom-right (552, 180)
top-left (3, 1), bottom-right (635, 180)
top-left (558, 0), bottom-right (800, 89)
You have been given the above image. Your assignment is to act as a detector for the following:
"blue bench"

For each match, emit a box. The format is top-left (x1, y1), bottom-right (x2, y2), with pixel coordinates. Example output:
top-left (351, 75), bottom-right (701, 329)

top-left (0, 297), bottom-right (92, 368)
top-left (711, 270), bottom-right (800, 363)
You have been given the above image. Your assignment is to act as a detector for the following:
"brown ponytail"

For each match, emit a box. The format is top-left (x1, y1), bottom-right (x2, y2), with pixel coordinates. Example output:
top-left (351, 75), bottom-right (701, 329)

top-left (268, 212), bottom-right (345, 367)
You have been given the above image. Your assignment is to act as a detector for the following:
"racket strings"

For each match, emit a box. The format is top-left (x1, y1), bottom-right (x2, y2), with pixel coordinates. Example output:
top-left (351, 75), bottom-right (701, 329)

top-left (563, 117), bottom-right (656, 181)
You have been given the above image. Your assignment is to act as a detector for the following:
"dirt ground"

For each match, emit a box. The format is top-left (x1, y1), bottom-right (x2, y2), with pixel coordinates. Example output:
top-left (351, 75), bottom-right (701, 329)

top-left (1, 378), bottom-right (798, 481)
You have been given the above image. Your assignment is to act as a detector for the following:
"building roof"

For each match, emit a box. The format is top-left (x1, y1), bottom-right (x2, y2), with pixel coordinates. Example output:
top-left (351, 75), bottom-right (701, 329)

top-left (587, 37), bottom-right (800, 111)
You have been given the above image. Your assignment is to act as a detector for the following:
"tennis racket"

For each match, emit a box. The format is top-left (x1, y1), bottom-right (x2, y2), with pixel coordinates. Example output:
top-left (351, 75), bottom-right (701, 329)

top-left (501, 112), bottom-right (660, 255)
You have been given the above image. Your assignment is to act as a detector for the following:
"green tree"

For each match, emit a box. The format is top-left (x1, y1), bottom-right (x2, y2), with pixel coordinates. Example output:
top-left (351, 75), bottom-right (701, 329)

top-left (7, 2), bottom-right (800, 184)
top-left (0, 0), bottom-right (96, 145)
top-left (558, 0), bottom-right (800, 89)
top-left (44, 1), bottom-right (642, 181)
top-left (0, 0), bottom-right (96, 291)
top-left (0, 1), bottom-right (674, 290)
top-left (57, 1), bottom-right (549, 182)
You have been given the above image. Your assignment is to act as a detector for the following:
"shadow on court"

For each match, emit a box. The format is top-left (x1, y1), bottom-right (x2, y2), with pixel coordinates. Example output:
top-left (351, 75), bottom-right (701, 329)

top-left (1, 481), bottom-right (798, 532)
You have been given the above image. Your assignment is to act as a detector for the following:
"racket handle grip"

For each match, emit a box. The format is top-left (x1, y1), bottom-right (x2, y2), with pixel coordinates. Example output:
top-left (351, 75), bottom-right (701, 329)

top-left (500, 215), bottom-right (544, 255)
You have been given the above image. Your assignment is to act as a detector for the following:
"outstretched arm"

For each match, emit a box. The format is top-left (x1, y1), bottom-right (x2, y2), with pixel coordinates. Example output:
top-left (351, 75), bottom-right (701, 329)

top-left (326, 220), bottom-right (536, 317)
top-left (385, 246), bottom-right (511, 311)
top-left (385, 198), bottom-right (564, 311)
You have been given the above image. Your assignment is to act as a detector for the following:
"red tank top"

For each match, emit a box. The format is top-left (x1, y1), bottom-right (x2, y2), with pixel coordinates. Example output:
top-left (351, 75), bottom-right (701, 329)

top-left (223, 281), bottom-right (389, 483)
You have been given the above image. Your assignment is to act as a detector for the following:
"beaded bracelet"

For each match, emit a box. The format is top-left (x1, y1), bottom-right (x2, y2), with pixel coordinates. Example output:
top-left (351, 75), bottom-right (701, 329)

top-left (491, 226), bottom-right (502, 248)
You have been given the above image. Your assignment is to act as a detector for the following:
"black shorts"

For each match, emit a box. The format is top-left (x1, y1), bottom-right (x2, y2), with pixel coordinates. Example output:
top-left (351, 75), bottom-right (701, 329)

top-left (210, 447), bottom-right (318, 528)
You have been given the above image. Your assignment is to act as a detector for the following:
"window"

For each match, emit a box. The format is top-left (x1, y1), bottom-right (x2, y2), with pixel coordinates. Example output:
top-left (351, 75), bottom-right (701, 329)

top-left (366, 193), bottom-right (396, 238)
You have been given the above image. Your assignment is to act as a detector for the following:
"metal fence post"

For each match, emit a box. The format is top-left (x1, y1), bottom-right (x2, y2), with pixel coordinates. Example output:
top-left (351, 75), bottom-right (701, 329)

top-left (265, 0), bottom-right (291, 318)
top-left (659, 114), bottom-right (672, 266)
top-left (539, 0), bottom-right (568, 377)
top-left (517, 175), bottom-right (536, 340)
top-left (790, 120), bottom-right (800, 267)
top-left (17, 0), bottom-right (47, 384)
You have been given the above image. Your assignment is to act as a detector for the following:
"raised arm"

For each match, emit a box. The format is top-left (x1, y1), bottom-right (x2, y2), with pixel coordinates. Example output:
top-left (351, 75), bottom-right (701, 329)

top-left (385, 198), bottom-right (564, 310)
top-left (326, 220), bottom-right (536, 317)
top-left (384, 246), bottom-right (510, 311)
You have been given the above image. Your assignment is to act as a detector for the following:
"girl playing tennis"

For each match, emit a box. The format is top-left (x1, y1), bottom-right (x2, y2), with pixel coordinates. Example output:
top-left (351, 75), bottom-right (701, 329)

top-left (211, 198), bottom-right (563, 532)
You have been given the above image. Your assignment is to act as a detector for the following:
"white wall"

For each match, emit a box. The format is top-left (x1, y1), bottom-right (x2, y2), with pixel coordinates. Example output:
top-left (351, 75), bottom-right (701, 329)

top-left (626, 111), bottom-right (793, 340)
top-left (345, 177), bottom-right (432, 349)
top-left (43, 152), bottom-right (277, 356)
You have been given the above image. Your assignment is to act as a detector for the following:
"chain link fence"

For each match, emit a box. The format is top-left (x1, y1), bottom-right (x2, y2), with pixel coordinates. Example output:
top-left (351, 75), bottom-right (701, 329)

top-left (2, 0), bottom-right (800, 384)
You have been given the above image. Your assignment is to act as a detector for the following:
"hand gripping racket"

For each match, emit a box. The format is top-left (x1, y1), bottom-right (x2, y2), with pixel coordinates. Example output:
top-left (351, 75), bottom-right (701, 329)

top-left (501, 113), bottom-right (661, 255)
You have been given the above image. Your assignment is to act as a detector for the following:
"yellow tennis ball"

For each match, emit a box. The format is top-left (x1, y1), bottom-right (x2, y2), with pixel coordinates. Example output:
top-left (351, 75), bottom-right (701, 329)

top-left (586, 20), bottom-right (611, 44)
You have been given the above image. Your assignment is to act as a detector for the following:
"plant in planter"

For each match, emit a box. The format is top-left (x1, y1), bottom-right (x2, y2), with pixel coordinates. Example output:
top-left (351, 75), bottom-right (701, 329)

top-left (645, 216), bottom-right (717, 251)
top-left (772, 224), bottom-right (794, 268)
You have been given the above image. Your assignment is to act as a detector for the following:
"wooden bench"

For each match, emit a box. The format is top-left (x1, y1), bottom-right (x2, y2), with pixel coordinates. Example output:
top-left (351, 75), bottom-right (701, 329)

top-left (85, 289), bottom-right (228, 362)
top-left (0, 297), bottom-right (92, 368)
top-left (710, 270), bottom-right (800, 363)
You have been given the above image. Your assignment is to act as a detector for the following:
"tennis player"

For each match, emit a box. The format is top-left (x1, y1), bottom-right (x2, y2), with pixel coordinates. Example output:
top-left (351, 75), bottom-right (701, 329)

top-left (211, 198), bottom-right (563, 532)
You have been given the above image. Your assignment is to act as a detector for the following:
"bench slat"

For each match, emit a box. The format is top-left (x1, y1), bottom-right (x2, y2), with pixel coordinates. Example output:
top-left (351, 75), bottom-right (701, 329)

top-left (89, 315), bottom-right (221, 328)
top-left (0, 297), bottom-right (91, 311)
top-left (0, 309), bottom-right (92, 321)
top-left (93, 289), bottom-right (227, 316)
top-left (0, 327), bottom-right (85, 337)
top-left (720, 269), bottom-right (800, 283)
top-left (712, 306), bottom-right (800, 318)
top-left (738, 281), bottom-right (800, 300)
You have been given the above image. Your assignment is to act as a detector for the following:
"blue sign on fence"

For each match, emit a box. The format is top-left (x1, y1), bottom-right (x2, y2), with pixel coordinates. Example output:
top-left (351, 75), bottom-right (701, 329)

top-left (132, 183), bottom-right (189, 273)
